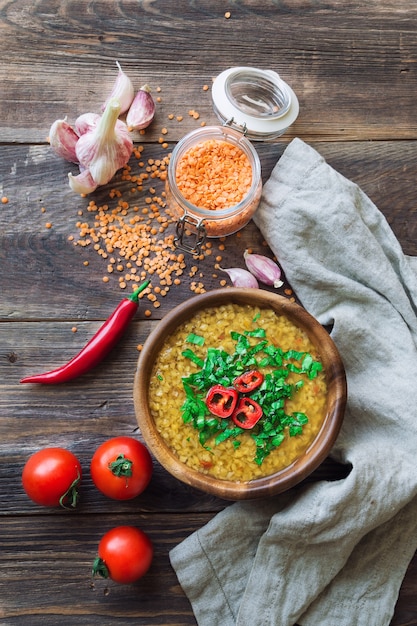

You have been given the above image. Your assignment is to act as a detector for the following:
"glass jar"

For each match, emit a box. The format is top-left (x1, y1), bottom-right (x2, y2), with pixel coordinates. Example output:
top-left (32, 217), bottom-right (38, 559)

top-left (167, 125), bottom-right (262, 255)
top-left (167, 66), bottom-right (299, 254)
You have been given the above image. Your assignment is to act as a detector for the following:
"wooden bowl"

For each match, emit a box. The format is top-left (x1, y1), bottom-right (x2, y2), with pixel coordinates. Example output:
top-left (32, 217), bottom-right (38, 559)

top-left (133, 288), bottom-right (346, 500)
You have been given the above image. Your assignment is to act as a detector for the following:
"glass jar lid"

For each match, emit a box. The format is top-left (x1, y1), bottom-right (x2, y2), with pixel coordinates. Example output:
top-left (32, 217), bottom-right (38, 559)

top-left (212, 66), bottom-right (299, 141)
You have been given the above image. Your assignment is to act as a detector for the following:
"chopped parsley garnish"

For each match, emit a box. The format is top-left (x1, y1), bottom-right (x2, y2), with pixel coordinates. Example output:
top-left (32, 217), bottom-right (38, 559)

top-left (180, 327), bottom-right (323, 465)
top-left (185, 333), bottom-right (205, 347)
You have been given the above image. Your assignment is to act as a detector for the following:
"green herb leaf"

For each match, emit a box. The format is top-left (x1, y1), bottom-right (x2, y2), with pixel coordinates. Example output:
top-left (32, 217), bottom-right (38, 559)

top-left (186, 333), bottom-right (205, 346)
top-left (182, 348), bottom-right (204, 368)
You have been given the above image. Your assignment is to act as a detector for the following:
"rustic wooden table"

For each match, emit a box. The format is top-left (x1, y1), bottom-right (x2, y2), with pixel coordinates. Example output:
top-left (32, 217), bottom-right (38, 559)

top-left (1, 1), bottom-right (416, 624)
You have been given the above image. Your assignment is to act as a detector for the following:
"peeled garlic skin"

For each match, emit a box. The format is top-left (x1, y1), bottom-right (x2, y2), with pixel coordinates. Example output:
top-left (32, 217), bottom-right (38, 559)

top-left (126, 85), bottom-right (155, 130)
top-left (102, 61), bottom-right (134, 115)
top-left (244, 250), bottom-right (283, 288)
top-left (219, 266), bottom-right (259, 288)
top-left (74, 98), bottom-right (133, 187)
top-left (49, 118), bottom-right (79, 163)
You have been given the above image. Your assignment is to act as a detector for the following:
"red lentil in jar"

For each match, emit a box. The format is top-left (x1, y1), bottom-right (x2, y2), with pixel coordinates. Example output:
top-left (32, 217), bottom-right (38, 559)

top-left (166, 126), bottom-right (262, 251)
top-left (175, 139), bottom-right (253, 210)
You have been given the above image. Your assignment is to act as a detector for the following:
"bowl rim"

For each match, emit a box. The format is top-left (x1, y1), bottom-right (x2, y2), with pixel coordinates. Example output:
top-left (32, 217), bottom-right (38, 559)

top-left (134, 288), bottom-right (347, 500)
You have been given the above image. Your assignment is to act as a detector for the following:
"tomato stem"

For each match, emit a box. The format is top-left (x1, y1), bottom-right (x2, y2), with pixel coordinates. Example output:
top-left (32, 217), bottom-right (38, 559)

top-left (108, 454), bottom-right (133, 478)
top-left (92, 556), bottom-right (109, 579)
top-left (59, 469), bottom-right (81, 509)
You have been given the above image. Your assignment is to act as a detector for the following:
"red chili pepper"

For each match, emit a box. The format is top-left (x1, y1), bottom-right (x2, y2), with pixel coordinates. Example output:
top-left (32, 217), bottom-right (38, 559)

top-left (20, 279), bottom-right (150, 385)
top-left (233, 370), bottom-right (264, 394)
top-left (232, 397), bottom-right (263, 429)
top-left (206, 385), bottom-right (238, 418)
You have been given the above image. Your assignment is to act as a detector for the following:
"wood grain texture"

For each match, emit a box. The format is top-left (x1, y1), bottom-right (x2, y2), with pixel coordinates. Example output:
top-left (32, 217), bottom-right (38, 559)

top-left (0, 513), bottom-right (204, 625)
top-left (1, 0), bottom-right (417, 623)
top-left (1, 0), bottom-right (417, 142)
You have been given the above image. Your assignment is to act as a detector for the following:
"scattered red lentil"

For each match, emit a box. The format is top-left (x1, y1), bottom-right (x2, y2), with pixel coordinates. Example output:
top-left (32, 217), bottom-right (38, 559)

top-left (45, 222), bottom-right (52, 229)
top-left (71, 327), bottom-right (77, 333)
top-left (1, 196), bottom-right (8, 204)
top-left (65, 103), bottom-right (257, 297)
top-left (225, 11), bottom-right (231, 18)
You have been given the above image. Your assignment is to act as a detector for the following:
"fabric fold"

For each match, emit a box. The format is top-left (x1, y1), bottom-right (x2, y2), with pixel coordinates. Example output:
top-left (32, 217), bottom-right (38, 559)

top-left (170, 138), bottom-right (417, 626)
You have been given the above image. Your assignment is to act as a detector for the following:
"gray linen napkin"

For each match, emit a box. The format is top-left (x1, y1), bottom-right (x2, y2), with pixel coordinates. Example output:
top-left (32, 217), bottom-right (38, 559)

top-left (169, 138), bottom-right (417, 626)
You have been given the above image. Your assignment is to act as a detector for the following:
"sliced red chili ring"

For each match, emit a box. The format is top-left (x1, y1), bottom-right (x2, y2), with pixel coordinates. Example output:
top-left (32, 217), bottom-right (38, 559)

top-left (206, 384), bottom-right (239, 418)
top-left (233, 370), bottom-right (264, 394)
top-left (231, 397), bottom-right (263, 429)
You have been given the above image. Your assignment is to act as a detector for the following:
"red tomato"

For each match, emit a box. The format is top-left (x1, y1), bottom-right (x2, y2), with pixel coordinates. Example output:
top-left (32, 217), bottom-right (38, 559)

top-left (90, 436), bottom-right (153, 500)
top-left (92, 526), bottom-right (153, 584)
top-left (22, 447), bottom-right (82, 508)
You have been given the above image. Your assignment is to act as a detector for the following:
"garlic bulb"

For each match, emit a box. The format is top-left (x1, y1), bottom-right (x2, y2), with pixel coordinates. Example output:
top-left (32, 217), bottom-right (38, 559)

top-left (126, 85), bottom-right (155, 130)
top-left (102, 61), bottom-right (134, 115)
top-left (244, 250), bottom-right (283, 288)
top-left (75, 112), bottom-right (100, 136)
top-left (218, 266), bottom-right (259, 288)
top-left (69, 98), bottom-right (133, 194)
top-left (49, 118), bottom-right (79, 163)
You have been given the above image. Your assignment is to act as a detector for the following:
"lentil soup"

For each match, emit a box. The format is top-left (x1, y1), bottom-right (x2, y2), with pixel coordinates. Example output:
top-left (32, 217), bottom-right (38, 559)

top-left (148, 303), bottom-right (328, 481)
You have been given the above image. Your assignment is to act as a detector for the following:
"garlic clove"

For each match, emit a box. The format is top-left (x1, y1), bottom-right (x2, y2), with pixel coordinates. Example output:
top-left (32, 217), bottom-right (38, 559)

top-left (218, 265), bottom-right (259, 288)
top-left (75, 98), bottom-right (133, 187)
top-left (49, 117), bottom-right (79, 163)
top-left (68, 169), bottom-right (98, 194)
top-left (244, 250), bottom-right (284, 288)
top-left (75, 112), bottom-right (100, 136)
top-left (102, 61), bottom-right (135, 115)
top-left (126, 84), bottom-right (156, 131)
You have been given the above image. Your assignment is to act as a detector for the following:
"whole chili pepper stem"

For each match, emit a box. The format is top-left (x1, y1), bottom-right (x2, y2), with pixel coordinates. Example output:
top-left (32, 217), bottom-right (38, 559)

top-left (127, 279), bottom-right (150, 303)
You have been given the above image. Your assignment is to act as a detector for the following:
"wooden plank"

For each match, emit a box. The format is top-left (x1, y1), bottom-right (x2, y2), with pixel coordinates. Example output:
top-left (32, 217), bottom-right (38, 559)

top-left (1, 1), bottom-right (417, 142)
top-left (0, 512), bottom-right (204, 625)
top-left (1, 140), bottom-right (416, 321)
